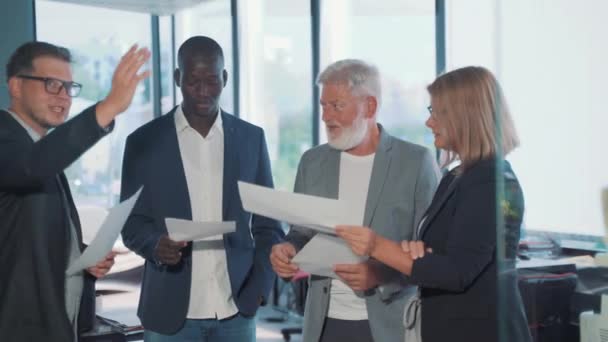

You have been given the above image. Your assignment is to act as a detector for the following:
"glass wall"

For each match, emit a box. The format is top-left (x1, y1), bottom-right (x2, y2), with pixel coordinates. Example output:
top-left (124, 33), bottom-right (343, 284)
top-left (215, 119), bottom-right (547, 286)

top-left (447, 2), bottom-right (607, 341)
top-left (36, 0), bottom-right (154, 218)
top-left (319, 0), bottom-right (436, 150)
top-left (447, 0), bottom-right (608, 237)
top-left (237, 0), bottom-right (313, 191)
top-left (174, 0), bottom-right (235, 114)
top-left (159, 15), bottom-right (176, 114)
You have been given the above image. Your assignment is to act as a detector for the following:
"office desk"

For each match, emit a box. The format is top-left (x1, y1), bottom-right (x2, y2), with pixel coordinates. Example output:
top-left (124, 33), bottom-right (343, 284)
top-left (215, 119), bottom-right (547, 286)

top-left (80, 292), bottom-right (143, 341)
top-left (80, 279), bottom-right (143, 342)
top-left (516, 255), bottom-right (608, 342)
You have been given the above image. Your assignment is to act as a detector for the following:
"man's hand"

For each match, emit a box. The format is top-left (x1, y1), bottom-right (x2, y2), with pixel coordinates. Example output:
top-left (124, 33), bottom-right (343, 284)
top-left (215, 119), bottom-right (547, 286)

top-left (155, 235), bottom-right (187, 265)
top-left (96, 45), bottom-right (151, 127)
top-left (270, 242), bottom-right (299, 278)
top-left (86, 250), bottom-right (122, 278)
top-left (335, 225), bottom-right (377, 257)
top-left (334, 261), bottom-right (381, 291)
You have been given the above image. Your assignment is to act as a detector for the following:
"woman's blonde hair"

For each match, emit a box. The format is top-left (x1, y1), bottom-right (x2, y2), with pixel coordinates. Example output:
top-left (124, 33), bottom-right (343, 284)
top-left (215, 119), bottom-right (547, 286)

top-left (427, 66), bottom-right (519, 171)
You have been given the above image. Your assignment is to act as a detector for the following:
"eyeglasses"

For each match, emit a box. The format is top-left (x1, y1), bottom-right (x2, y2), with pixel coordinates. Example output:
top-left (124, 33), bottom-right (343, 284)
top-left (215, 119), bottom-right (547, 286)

top-left (17, 75), bottom-right (82, 97)
top-left (427, 105), bottom-right (433, 114)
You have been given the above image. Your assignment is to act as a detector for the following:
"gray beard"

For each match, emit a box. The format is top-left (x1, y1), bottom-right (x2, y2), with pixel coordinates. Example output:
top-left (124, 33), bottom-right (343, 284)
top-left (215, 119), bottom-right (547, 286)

top-left (327, 117), bottom-right (368, 151)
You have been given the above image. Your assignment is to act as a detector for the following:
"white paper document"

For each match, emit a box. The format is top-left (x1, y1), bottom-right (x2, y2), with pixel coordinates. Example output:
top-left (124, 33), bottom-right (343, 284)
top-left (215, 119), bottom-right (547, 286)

top-left (292, 234), bottom-right (367, 278)
top-left (238, 181), bottom-right (357, 234)
top-left (165, 218), bottom-right (236, 241)
top-left (66, 188), bottom-right (143, 275)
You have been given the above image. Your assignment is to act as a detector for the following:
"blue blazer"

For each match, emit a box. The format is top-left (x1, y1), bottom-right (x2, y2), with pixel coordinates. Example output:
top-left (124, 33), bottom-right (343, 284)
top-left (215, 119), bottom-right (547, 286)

top-left (120, 107), bottom-right (284, 334)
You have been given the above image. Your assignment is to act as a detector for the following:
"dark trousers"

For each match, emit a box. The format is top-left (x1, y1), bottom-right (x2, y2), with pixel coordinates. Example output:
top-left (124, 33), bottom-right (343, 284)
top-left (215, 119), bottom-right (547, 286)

top-left (319, 318), bottom-right (374, 342)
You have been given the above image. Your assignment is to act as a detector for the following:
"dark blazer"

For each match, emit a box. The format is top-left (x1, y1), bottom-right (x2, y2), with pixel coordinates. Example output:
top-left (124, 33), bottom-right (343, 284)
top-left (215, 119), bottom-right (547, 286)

top-left (120, 107), bottom-right (284, 334)
top-left (410, 159), bottom-right (532, 342)
top-left (0, 107), bottom-right (107, 342)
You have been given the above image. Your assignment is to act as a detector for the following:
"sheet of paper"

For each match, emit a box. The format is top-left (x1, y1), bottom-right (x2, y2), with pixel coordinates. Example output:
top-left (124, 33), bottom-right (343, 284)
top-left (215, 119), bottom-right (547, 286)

top-left (238, 181), bottom-right (357, 234)
top-left (66, 188), bottom-right (142, 275)
top-left (292, 233), bottom-right (367, 278)
top-left (165, 218), bottom-right (236, 241)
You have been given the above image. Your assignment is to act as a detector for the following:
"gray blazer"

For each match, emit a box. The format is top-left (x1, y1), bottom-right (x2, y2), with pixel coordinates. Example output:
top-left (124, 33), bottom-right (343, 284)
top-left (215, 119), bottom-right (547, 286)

top-left (286, 126), bottom-right (439, 342)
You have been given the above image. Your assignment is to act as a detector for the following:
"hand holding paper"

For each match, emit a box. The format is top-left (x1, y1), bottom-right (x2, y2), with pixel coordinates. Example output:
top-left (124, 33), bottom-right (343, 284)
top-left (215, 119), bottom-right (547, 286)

top-left (270, 242), bottom-right (299, 278)
top-left (335, 225), bottom-right (378, 257)
top-left (154, 235), bottom-right (187, 265)
top-left (86, 249), bottom-right (128, 278)
top-left (334, 261), bottom-right (382, 291)
top-left (292, 234), bottom-right (367, 278)
top-left (66, 188), bottom-right (142, 275)
top-left (155, 218), bottom-right (236, 265)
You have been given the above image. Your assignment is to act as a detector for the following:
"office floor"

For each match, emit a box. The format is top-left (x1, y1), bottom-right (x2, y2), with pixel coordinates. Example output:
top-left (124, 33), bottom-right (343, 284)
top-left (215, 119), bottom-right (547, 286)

top-left (96, 276), bottom-right (303, 342)
top-left (255, 305), bottom-right (303, 342)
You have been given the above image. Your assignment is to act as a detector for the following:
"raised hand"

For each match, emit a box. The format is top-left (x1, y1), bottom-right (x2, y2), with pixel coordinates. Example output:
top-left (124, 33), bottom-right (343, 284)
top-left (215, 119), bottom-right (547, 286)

top-left (96, 45), bottom-right (151, 127)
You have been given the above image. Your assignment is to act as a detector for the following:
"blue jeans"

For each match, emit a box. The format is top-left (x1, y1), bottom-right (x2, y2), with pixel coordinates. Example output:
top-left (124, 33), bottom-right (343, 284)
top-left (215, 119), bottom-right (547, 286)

top-left (144, 314), bottom-right (255, 342)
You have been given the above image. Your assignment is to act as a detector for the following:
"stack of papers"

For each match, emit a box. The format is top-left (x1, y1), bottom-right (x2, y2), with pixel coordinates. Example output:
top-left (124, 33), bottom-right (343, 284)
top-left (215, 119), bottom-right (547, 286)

top-left (238, 181), bottom-right (367, 277)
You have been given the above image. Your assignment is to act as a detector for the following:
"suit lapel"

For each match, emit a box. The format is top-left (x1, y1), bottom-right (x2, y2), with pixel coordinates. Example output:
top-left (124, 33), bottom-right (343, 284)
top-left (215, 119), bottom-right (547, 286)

top-left (319, 148), bottom-right (340, 199)
top-left (57, 173), bottom-right (84, 246)
top-left (158, 108), bottom-right (192, 220)
top-left (222, 112), bottom-right (237, 219)
top-left (419, 173), bottom-right (459, 239)
top-left (363, 126), bottom-right (392, 227)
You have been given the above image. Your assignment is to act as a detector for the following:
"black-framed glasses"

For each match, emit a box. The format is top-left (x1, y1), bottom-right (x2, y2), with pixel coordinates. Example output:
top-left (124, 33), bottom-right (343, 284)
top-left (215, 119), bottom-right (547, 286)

top-left (427, 105), bottom-right (433, 114)
top-left (17, 75), bottom-right (82, 97)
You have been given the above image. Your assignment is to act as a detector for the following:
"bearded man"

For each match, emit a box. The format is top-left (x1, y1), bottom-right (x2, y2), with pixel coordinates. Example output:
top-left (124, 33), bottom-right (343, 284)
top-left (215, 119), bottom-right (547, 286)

top-left (269, 59), bottom-right (439, 342)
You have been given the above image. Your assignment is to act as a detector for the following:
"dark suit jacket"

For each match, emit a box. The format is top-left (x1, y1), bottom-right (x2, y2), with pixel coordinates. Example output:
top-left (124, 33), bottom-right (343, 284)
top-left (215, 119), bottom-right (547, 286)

top-left (120, 107), bottom-right (284, 334)
top-left (0, 107), bottom-right (108, 342)
top-left (410, 159), bottom-right (532, 342)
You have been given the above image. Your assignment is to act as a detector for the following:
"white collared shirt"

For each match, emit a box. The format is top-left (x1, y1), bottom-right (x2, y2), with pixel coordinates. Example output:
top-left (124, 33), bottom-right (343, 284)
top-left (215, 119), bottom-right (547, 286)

top-left (174, 105), bottom-right (238, 319)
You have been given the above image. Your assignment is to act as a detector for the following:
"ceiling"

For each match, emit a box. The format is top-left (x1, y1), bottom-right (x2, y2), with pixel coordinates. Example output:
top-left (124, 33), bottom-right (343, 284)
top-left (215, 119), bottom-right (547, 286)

top-left (41, 0), bottom-right (212, 16)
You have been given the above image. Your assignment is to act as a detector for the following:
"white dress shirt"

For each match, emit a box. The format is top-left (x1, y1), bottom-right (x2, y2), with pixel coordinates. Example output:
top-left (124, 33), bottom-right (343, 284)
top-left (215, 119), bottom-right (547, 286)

top-left (174, 105), bottom-right (238, 319)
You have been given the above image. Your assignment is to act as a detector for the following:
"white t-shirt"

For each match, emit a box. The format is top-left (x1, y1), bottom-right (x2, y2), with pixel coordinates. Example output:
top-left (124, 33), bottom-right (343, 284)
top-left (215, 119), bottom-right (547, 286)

top-left (327, 152), bottom-right (375, 320)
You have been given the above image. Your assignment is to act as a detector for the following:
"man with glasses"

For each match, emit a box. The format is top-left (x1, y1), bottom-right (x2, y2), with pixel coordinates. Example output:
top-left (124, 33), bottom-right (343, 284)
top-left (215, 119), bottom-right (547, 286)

top-left (0, 41), bottom-right (150, 342)
top-left (17, 74), bottom-right (83, 97)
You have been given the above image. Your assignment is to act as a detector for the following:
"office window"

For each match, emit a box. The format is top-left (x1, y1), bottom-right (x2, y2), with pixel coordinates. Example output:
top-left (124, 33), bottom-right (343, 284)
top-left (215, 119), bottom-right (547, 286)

top-left (36, 0), bottom-right (154, 218)
top-left (174, 0), bottom-right (235, 114)
top-left (159, 16), bottom-right (176, 113)
top-left (237, 0), bottom-right (313, 191)
top-left (447, 0), bottom-right (608, 236)
top-left (319, 0), bottom-right (436, 150)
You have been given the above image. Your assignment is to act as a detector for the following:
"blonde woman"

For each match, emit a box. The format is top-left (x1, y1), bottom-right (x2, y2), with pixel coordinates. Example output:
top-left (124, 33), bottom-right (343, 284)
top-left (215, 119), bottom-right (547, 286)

top-left (336, 66), bottom-right (532, 342)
